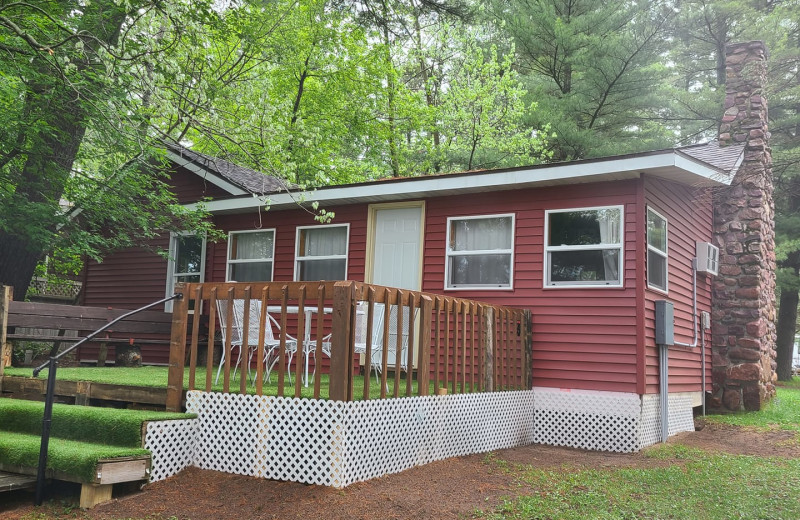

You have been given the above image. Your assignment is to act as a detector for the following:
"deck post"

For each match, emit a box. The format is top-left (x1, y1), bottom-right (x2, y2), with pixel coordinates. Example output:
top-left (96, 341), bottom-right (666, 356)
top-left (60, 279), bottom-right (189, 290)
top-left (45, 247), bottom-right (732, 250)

top-left (330, 281), bottom-right (355, 402)
top-left (417, 295), bottom-right (433, 396)
top-left (482, 306), bottom-right (495, 392)
top-left (523, 309), bottom-right (533, 389)
top-left (166, 283), bottom-right (188, 412)
top-left (0, 285), bottom-right (11, 373)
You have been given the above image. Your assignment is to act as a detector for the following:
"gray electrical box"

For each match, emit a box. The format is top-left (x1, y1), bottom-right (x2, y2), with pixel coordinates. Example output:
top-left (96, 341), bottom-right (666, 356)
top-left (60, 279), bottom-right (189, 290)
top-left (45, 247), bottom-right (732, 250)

top-left (655, 300), bottom-right (674, 345)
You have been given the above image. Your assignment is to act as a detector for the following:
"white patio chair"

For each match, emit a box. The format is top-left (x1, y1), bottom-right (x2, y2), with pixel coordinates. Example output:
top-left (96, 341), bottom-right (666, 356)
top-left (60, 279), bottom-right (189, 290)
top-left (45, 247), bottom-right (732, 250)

top-left (385, 304), bottom-right (417, 375)
top-left (353, 301), bottom-right (386, 381)
top-left (215, 298), bottom-right (297, 385)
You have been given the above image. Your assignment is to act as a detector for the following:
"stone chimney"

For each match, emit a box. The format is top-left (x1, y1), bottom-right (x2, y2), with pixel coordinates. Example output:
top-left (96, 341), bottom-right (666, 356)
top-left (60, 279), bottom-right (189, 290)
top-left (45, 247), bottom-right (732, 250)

top-left (711, 41), bottom-right (776, 411)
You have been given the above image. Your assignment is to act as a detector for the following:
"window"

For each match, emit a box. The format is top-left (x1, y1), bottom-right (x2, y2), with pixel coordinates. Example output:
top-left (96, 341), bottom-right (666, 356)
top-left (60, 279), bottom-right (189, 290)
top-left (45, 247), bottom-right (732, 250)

top-left (647, 208), bottom-right (668, 292)
top-left (227, 230), bottom-right (275, 282)
top-left (165, 232), bottom-right (206, 311)
top-left (544, 205), bottom-right (624, 287)
top-left (295, 224), bottom-right (349, 281)
top-left (445, 214), bottom-right (514, 289)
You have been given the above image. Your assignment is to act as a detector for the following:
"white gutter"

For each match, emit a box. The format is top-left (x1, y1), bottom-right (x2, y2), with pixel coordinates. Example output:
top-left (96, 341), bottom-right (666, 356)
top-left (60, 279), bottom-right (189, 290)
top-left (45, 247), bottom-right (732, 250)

top-left (188, 149), bottom-right (733, 214)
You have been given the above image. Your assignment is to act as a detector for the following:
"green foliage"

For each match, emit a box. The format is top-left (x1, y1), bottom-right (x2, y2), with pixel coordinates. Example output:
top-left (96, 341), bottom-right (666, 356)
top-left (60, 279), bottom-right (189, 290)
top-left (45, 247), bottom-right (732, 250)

top-left (489, 0), bottom-right (675, 160)
top-left (705, 385), bottom-right (800, 431)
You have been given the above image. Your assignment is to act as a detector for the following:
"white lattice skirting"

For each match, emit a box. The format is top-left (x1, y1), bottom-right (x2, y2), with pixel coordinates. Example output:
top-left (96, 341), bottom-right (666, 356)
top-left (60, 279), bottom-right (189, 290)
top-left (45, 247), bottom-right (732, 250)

top-left (185, 390), bottom-right (536, 487)
top-left (144, 388), bottom-right (696, 487)
top-left (144, 418), bottom-right (199, 482)
top-left (532, 387), bottom-right (696, 453)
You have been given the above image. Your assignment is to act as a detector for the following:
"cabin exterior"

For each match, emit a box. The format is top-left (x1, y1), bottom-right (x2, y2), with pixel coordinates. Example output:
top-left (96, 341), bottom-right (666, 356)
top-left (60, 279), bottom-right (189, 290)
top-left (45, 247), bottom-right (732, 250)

top-left (79, 139), bottom-right (748, 452)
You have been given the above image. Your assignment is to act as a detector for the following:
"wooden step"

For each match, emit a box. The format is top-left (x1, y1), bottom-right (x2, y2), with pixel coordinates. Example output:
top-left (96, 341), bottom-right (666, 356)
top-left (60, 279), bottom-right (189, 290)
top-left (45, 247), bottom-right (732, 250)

top-left (0, 470), bottom-right (36, 493)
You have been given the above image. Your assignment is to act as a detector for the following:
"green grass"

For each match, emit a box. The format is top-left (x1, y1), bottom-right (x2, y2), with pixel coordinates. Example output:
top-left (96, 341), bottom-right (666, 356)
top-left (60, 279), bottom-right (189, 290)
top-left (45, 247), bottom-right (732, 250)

top-left (0, 431), bottom-right (150, 483)
top-left (704, 385), bottom-right (800, 431)
top-left (482, 446), bottom-right (800, 520)
top-left (0, 398), bottom-right (193, 446)
top-left (3, 366), bottom-right (432, 400)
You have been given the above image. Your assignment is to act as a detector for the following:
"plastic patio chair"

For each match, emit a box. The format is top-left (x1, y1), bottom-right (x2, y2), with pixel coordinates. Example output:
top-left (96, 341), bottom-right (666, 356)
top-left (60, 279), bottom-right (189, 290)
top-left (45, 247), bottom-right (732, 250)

top-left (215, 298), bottom-right (298, 385)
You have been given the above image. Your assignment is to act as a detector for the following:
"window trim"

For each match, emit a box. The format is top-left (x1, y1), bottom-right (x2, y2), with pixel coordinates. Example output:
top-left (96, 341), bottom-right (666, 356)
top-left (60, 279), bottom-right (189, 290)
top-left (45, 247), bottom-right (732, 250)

top-left (444, 213), bottom-right (516, 291)
top-left (543, 204), bottom-right (625, 289)
top-left (646, 207), bottom-right (669, 294)
top-left (293, 223), bottom-right (350, 281)
top-left (165, 231), bottom-right (206, 312)
top-left (226, 229), bottom-right (276, 282)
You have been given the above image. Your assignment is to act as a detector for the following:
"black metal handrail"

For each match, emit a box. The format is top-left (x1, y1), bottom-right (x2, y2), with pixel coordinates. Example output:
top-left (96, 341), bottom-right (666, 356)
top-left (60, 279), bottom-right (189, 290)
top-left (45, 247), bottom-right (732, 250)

top-left (31, 293), bottom-right (182, 505)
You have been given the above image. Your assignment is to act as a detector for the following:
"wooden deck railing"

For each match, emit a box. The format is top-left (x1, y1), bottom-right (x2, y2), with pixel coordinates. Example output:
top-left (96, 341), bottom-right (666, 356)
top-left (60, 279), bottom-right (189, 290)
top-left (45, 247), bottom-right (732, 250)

top-left (166, 281), bottom-right (531, 411)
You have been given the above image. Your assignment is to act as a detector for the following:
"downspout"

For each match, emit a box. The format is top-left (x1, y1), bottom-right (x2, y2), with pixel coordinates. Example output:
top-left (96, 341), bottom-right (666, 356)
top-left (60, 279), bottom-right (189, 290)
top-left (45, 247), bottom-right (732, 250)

top-left (659, 341), bottom-right (669, 442)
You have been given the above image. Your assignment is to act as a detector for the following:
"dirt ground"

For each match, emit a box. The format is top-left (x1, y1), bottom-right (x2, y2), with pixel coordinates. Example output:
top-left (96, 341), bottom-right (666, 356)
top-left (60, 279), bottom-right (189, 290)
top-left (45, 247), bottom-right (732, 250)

top-left (2, 421), bottom-right (798, 520)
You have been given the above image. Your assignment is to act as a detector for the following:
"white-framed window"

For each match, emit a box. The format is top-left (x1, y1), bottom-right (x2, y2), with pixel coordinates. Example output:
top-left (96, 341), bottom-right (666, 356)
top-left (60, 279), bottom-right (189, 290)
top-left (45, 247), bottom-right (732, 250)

top-left (445, 214), bottom-right (515, 290)
top-left (544, 205), bottom-right (624, 287)
top-left (165, 232), bottom-right (206, 311)
top-left (294, 224), bottom-right (349, 281)
top-left (647, 207), bottom-right (668, 293)
top-left (227, 229), bottom-right (275, 282)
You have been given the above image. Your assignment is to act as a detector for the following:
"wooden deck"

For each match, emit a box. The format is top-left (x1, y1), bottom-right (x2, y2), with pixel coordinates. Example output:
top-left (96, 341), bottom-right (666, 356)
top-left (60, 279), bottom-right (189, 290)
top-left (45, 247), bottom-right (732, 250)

top-left (0, 471), bottom-right (36, 493)
top-left (0, 375), bottom-right (181, 409)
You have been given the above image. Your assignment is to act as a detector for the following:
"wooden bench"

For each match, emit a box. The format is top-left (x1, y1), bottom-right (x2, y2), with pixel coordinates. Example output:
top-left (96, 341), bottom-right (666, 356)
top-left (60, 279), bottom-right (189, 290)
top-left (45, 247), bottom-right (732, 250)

top-left (1, 286), bottom-right (173, 369)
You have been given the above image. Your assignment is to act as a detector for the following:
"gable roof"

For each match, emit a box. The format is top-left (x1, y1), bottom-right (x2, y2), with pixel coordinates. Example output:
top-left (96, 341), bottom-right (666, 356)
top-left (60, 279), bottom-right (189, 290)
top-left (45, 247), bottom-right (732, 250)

top-left (165, 145), bottom-right (291, 196)
top-left (183, 141), bottom-right (745, 215)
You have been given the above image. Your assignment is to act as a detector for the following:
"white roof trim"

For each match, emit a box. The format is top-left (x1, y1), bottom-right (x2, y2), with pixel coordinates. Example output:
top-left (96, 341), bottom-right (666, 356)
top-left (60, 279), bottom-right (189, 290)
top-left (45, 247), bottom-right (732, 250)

top-left (188, 149), bottom-right (734, 214)
top-left (166, 149), bottom-right (248, 196)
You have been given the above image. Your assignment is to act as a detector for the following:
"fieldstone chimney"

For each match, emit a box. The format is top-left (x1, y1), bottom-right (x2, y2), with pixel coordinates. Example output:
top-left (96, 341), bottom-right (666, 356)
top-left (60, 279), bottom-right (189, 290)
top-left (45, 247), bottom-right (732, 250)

top-left (711, 41), bottom-right (776, 411)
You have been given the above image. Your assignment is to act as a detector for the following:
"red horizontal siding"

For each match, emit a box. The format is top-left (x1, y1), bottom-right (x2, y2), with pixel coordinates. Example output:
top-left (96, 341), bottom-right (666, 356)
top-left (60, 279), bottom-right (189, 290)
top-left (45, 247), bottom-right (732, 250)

top-left (85, 173), bottom-right (651, 393)
top-left (644, 177), bottom-right (713, 395)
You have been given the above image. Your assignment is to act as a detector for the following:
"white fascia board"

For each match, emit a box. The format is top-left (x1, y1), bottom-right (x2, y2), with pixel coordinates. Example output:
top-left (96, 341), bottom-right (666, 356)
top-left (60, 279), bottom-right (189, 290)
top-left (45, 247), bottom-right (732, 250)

top-left (673, 154), bottom-right (734, 185)
top-left (188, 150), bottom-right (725, 214)
top-left (166, 150), bottom-right (248, 196)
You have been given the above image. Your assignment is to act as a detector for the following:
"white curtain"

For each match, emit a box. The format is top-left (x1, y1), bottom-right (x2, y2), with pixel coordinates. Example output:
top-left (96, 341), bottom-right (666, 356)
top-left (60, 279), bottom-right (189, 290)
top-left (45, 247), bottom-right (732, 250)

top-left (450, 217), bottom-right (512, 286)
top-left (597, 209), bottom-right (620, 282)
top-left (452, 217), bottom-right (511, 251)
top-left (233, 231), bottom-right (273, 260)
top-left (301, 227), bottom-right (347, 256)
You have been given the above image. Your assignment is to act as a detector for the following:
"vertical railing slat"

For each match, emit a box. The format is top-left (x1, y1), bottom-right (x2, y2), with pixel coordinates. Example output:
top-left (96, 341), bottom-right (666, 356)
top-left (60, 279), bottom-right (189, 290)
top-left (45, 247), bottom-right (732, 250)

top-left (406, 292), bottom-right (416, 397)
top-left (314, 284), bottom-right (326, 399)
top-left (188, 285), bottom-right (202, 391)
top-left (223, 288), bottom-right (234, 394)
top-left (255, 286), bottom-right (268, 396)
top-left (295, 285), bottom-right (306, 398)
top-left (205, 289), bottom-right (217, 392)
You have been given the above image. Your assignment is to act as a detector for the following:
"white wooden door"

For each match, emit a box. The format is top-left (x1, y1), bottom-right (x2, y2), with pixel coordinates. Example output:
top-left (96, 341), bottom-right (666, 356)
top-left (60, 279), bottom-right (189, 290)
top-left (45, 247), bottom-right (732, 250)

top-left (370, 205), bottom-right (423, 291)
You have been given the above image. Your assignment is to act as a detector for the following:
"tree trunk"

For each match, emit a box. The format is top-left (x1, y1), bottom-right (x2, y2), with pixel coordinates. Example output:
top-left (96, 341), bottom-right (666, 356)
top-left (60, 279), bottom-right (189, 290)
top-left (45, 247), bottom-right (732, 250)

top-left (0, 2), bottom-right (128, 298)
top-left (775, 283), bottom-right (798, 381)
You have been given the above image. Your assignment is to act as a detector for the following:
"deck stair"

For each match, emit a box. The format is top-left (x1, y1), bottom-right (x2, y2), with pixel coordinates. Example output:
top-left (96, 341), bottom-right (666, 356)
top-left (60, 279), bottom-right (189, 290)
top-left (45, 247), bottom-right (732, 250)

top-left (0, 398), bottom-right (193, 508)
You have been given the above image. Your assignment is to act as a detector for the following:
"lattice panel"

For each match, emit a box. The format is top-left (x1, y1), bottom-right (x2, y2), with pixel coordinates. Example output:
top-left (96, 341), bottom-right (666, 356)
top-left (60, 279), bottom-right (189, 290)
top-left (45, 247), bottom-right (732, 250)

top-left (186, 390), bottom-right (535, 487)
top-left (186, 391), bottom-right (261, 476)
top-left (668, 394), bottom-right (695, 436)
top-left (638, 393), bottom-right (697, 450)
top-left (533, 388), bottom-right (642, 453)
top-left (341, 391), bottom-right (535, 487)
top-left (638, 394), bottom-right (661, 449)
top-left (255, 397), bottom-right (346, 486)
top-left (144, 419), bottom-right (198, 482)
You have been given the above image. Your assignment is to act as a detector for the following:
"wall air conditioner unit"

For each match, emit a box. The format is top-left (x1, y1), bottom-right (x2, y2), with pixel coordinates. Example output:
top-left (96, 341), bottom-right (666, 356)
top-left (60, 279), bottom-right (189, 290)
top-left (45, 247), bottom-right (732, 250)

top-left (696, 241), bottom-right (720, 276)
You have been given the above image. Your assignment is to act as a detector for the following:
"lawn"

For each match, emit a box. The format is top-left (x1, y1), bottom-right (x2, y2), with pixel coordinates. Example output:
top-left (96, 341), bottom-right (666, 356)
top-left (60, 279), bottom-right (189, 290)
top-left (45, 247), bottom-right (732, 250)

top-left (476, 383), bottom-right (800, 520)
top-left (3, 365), bottom-right (428, 400)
